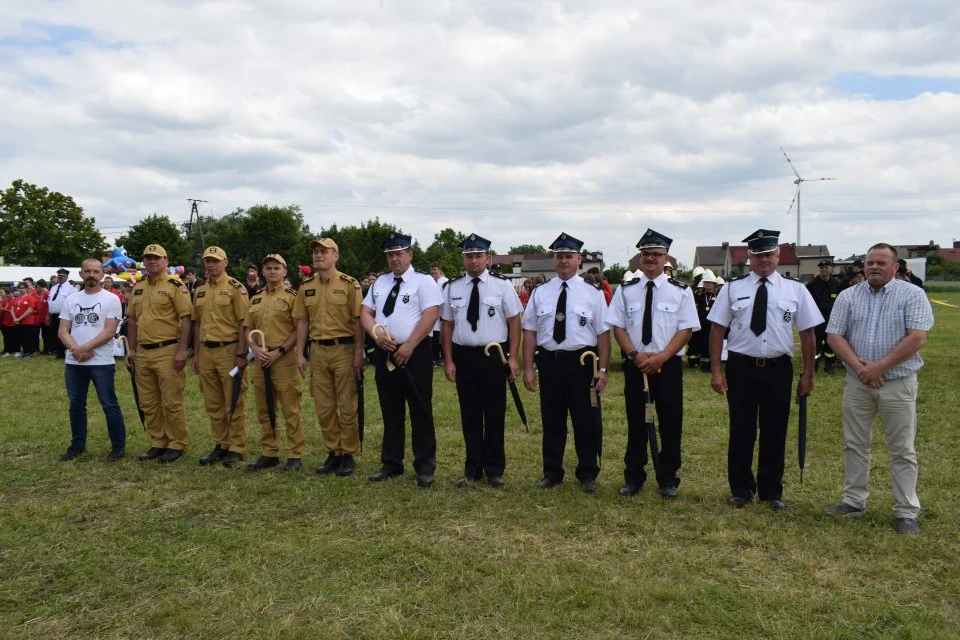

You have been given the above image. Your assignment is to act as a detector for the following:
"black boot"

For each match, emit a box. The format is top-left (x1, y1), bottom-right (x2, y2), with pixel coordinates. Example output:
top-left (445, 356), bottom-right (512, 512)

top-left (315, 452), bottom-right (342, 475)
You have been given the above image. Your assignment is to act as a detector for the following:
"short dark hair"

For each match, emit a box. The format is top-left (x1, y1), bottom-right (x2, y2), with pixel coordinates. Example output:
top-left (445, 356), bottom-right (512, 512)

top-left (586, 267), bottom-right (601, 275)
top-left (430, 262), bottom-right (441, 270)
top-left (868, 243), bottom-right (898, 257)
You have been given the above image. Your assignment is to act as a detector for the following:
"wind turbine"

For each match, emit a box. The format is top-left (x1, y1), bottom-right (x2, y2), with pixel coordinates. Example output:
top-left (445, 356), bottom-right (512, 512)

top-left (780, 147), bottom-right (836, 246)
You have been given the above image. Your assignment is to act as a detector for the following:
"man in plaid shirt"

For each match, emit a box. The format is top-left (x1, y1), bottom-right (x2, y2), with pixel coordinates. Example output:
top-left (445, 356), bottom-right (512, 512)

top-left (825, 243), bottom-right (935, 535)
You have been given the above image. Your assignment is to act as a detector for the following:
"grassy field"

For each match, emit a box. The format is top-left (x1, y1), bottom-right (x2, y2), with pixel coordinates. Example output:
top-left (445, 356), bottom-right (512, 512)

top-left (2, 294), bottom-right (959, 639)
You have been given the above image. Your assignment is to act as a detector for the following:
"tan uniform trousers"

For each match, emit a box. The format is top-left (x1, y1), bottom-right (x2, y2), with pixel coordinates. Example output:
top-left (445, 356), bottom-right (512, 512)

top-left (309, 343), bottom-right (360, 455)
top-left (135, 344), bottom-right (189, 450)
top-left (199, 345), bottom-right (248, 453)
top-left (252, 351), bottom-right (305, 457)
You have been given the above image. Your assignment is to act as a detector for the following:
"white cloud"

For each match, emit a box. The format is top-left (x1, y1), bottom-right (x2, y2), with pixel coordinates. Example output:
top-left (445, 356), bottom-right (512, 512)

top-left (1, 0), bottom-right (959, 266)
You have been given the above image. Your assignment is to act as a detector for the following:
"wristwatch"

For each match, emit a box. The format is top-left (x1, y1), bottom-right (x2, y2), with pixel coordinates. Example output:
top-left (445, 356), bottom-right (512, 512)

top-left (626, 350), bottom-right (639, 360)
top-left (278, 346), bottom-right (287, 354)
top-left (599, 368), bottom-right (607, 373)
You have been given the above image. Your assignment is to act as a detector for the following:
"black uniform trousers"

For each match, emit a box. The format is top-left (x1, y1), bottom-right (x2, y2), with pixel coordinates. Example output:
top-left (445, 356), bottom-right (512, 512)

top-left (1, 325), bottom-right (17, 354)
top-left (623, 355), bottom-right (683, 489)
top-left (452, 343), bottom-right (508, 478)
top-left (725, 352), bottom-right (793, 500)
top-left (373, 340), bottom-right (437, 476)
top-left (43, 314), bottom-right (65, 356)
top-left (813, 321), bottom-right (835, 362)
top-left (535, 347), bottom-right (600, 482)
top-left (17, 324), bottom-right (40, 354)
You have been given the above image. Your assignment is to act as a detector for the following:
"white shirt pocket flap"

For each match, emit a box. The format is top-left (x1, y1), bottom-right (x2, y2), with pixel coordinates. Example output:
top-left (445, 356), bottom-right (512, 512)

top-left (656, 301), bottom-right (678, 313)
top-left (536, 305), bottom-right (555, 317)
top-left (450, 298), bottom-right (467, 310)
top-left (482, 296), bottom-right (502, 308)
top-left (731, 299), bottom-right (751, 312)
top-left (777, 300), bottom-right (798, 313)
top-left (573, 305), bottom-right (594, 320)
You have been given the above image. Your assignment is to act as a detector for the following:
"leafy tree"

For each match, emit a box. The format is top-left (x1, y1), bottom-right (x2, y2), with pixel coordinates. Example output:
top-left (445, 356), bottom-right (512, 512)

top-left (116, 214), bottom-right (191, 266)
top-left (603, 263), bottom-right (627, 284)
top-left (508, 244), bottom-right (547, 255)
top-left (423, 228), bottom-right (466, 277)
top-left (315, 218), bottom-right (416, 279)
top-left (0, 179), bottom-right (107, 266)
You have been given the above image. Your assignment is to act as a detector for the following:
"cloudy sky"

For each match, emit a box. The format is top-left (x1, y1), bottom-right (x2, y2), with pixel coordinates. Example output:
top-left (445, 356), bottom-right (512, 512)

top-left (2, 1), bottom-right (959, 268)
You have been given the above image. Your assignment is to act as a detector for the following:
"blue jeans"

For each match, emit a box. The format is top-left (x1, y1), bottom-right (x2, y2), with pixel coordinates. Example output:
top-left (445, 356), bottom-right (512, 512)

top-left (64, 364), bottom-right (127, 450)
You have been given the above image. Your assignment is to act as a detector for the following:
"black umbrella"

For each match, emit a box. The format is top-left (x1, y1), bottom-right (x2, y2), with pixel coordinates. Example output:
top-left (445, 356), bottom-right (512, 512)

top-left (119, 336), bottom-right (145, 431)
top-left (798, 395), bottom-right (808, 483)
top-left (579, 351), bottom-right (603, 469)
top-left (484, 342), bottom-right (528, 432)
top-left (356, 373), bottom-right (365, 446)
top-left (248, 330), bottom-right (276, 433)
top-left (642, 372), bottom-right (661, 477)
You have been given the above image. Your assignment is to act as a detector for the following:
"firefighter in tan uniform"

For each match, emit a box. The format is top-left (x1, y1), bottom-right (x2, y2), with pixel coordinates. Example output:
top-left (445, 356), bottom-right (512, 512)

top-left (243, 254), bottom-right (305, 471)
top-left (191, 246), bottom-right (250, 466)
top-left (125, 243), bottom-right (193, 463)
top-left (294, 238), bottom-right (365, 477)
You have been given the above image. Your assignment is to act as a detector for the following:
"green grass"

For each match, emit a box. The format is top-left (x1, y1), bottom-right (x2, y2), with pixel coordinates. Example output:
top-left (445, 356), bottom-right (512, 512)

top-left (2, 294), bottom-right (959, 639)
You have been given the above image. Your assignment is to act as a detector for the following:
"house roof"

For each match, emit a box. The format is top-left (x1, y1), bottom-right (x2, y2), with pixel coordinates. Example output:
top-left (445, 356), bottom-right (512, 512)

top-left (939, 248), bottom-right (960, 263)
top-left (695, 246), bottom-right (727, 266)
top-left (794, 244), bottom-right (831, 258)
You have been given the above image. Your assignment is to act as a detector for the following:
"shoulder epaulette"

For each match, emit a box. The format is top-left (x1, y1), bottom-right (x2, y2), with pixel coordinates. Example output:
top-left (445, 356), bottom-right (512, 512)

top-left (338, 273), bottom-right (357, 284)
top-left (167, 277), bottom-right (182, 287)
top-left (284, 286), bottom-right (298, 296)
top-left (668, 277), bottom-right (688, 289)
top-left (726, 275), bottom-right (747, 282)
top-left (621, 278), bottom-right (641, 287)
top-left (228, 278), bottom-right (243, 290)
top-left (300, 274), bottom-right (316, 284)
top-left (785, 276), bottom-right (804, 283)
top-left (587, 281), bottom-right (601, 291)
top-left (491, 273), bottom-right (507, 280)
top-left (415, 270), bottom-right (430, 276)
top-left (447, 274), bottom-right (465, 284)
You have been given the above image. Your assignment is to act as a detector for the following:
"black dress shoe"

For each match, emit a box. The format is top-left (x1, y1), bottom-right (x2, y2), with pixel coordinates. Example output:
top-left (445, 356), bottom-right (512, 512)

top-left (315, 452), bottom-right (342, 475)
top-left (488, 475), bottom-right (505, 488)
top-left (159, 449), bottom-right (183, 464)
top-left (199, 445), bottom-right (226, 466)
top-left (619, 482), bottom-right (642, 497)
top-left (138, 447), bottom-right (165, 462)
top-left (538, 477), bottom-right (562, 489)
top-left (660, 486), bottom-right (679, 499)
top-left (368, 468), bottom-right (402, 482)
top-left (107, 447), bottom-right (125, 461)
top-left (59, 448), bottom-right (84, 462)
top-left (221, 451), bottom-right (243, 467)
top-left (730, 496), bottom-right (752, 508)
top-left (248, 455), bottom-right (279, 471)
top-left (767, 499), bottom-right (788, 511)
top-left (416, 474), bottom-right (434, 488)
top-left (283, 458), bottom-right (301, 472)
top-left (333, 455), bottom-right (354, 476)
top-left (580, 479), bottom-right (597, 494)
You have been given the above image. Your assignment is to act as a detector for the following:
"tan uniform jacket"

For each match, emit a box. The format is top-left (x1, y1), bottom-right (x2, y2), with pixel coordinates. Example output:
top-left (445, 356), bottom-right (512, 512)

top-left (292, 271), bottom-right (361, 339)
top-left (244, 285), bottom-right (298, 346)
top-left (192, 277), bottom-right (249, 342)
top-left (127, 276), bottom-right (192, 343)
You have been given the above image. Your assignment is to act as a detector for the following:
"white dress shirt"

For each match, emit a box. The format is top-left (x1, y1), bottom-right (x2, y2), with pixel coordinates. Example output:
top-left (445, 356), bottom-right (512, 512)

top-left (604, 272), bottom-right (700, 355)
top-left (432, 275), bottom-right (448, 332)
top-left (441, 270), bottom-right (523, 346)
top-left (521, 274), bottom-right (608, 350)
top-left (707, 271), bottom-right (823, 358)
top-left (362, 265), bottom-right (443, 344)
top-left (47, 281), bottom-right (79, 315)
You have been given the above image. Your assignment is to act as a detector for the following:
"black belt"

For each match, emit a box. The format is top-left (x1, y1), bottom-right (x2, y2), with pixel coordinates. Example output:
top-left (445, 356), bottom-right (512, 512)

top-left (538, 346), bottom-right (594, 360)
top-left (202, 341), bottom-right (235, 349)
top-left (141, 339), bottom-right (178, 350)
top-left (728, 351), bottom-right (791, 368)
top-left (312, 337), bottom-right (355, 346)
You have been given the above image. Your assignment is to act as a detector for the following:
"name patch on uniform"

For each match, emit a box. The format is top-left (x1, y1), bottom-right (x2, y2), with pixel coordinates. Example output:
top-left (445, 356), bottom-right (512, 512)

top-left (304, 289), bottom-right (316, 297)
top-left (333, 289), bottom-right (346, 296)
top-left (196, 291), bottom-right (206, 298)
top-left (134, 289), bottom-right (143, 296)
top-left (251, 297), bottom-right (262, 305)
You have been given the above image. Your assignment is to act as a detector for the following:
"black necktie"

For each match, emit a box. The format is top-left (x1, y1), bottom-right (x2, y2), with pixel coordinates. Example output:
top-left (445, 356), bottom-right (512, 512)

top-left (751, 277), bottom-right (768, 335)
top-left (467, 277), bottom-right (480, 331)
top-left (553, 282), bottom-right (568, 344)
top-left (383, 277), bottom-right (402, 317)
top-left (642, 281), bottom-right (654, 345)
top-left (52, 284), bottom-right (61, 301)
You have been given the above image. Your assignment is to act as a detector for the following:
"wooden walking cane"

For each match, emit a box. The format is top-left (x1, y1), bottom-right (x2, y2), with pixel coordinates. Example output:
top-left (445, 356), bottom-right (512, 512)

top-left (579, 350), bottom-right (603, 468)
top-left (118, 335), bottom-right (145, 430)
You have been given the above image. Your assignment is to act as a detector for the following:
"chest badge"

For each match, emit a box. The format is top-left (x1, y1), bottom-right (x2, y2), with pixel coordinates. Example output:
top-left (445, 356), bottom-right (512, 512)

top-left (402, 293), bottom-right (410, 304)
top-left (487, 307), bottom-right (495, 317)
top-left (783, 311), bottom-right (792, 323)
top-left (579, 316), bottom-right (587, 327)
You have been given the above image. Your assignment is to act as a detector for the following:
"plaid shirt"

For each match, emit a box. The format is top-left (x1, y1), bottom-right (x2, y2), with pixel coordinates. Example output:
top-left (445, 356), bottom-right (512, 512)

top-left (826, 278), bottom-right (934, 379)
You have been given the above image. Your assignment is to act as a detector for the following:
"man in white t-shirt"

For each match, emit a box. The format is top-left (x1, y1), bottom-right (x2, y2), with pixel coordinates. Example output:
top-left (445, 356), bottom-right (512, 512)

top-left (57, 259), bottom-right (127, 462)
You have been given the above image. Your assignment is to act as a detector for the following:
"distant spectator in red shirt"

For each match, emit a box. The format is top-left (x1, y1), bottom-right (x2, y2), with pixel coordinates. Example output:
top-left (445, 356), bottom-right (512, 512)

top-left (12, 282), bottom-right (41, 357)
top-left (1, 288), bottom-right (16, 356)
top-left (586, 267), bottom-right (613, 305)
